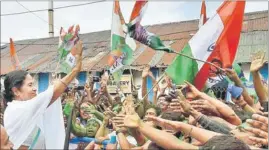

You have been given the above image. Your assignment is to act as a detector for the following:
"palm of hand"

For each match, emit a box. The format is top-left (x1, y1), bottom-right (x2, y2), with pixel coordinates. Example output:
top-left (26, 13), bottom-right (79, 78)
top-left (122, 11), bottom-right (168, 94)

top-left (250, 58), bottom-right (265, 72)
top-left (142, 66), bottom-right (150, 78)
top-left (124, 114), bottom-right (141, 128)
top-left (226, 69), bottom-right (237, 80)
top-left (186, 87), bottom-right (200, 99)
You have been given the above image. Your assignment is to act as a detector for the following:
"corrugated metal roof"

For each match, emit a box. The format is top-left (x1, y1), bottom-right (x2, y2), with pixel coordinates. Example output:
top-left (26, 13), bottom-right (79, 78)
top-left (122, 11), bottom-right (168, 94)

top-left (1, 10), bottom-right (268, 74)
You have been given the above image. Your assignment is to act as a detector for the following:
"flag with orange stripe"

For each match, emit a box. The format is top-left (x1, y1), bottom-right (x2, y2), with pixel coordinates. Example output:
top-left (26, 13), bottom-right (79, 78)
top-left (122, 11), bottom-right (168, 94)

top-left (199, 0), bottom-right (207, 28)
top-left (166, 1), bottom-right (245, 90)
top-left (9, 38), bottom-right (21, 70)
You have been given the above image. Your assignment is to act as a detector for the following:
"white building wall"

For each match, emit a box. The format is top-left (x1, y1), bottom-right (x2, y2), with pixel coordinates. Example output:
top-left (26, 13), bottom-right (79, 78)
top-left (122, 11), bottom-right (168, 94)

top-left (240, 63), bottom-right (251, 80)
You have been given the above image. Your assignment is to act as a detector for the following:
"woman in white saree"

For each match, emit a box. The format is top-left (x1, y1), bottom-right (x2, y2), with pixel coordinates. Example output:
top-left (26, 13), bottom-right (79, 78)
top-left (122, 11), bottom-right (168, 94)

top-left (3, 41), bottom-right (83, 149)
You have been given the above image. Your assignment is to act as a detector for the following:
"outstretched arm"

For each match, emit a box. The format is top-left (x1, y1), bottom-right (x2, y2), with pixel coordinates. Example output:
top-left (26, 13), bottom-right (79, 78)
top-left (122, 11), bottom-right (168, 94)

top-left (225, 69), bottom-right (254, 107)
top-left (50, 41), bottom-right (83, 105)
top-left (113, 114), bottom-right (198, 150)
top-left (185, 81), bottom-right (242, 125)
top-left (71, 110), bottom-right (87, 137)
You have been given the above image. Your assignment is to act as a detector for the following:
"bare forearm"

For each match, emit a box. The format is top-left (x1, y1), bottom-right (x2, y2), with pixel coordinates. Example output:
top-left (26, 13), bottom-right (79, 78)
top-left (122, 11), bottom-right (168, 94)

top-left (234, 77), bottom-right (254, 107)
top-left (252, 72), bottom-right (268, 103)
top-left (200, 93), bottom-right (241, 125)
top-left (93, 93), bottom-right (101, 104)
top-left (93, 110), bottom-right (104, 121)
top-left (138, 122), bottom-right (198, 150)
top-left (104, 90), bottom-right (113, 106)
top-left (71, 111), bottom-right (87, 137)
top-left (95, 124), bottom-right (107, 138)
top-left (177, 122), bottom-right (221, 144)
top-left (117, 133), bottom-right (133, 149)
top-left (86, 90), bottom-right (95, 104)
top-left (51, 56), bottom-right (82, 102)
top-left (129, 129), bottom-right (147, 146)
top-left (153, 92), bottom-right (158, 105)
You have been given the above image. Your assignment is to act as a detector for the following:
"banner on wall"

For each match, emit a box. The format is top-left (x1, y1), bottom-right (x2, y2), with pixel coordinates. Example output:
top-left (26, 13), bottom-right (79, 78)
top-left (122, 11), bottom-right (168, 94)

top-left (107, 75), bottom-right (132, 93)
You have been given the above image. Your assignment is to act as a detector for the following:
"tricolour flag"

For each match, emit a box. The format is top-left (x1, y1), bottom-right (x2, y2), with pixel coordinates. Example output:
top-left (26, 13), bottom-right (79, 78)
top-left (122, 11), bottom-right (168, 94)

top-left (58, 25), bottom-right (80, 74)
top-left (127, 0), bottom-right (173, 53)
top-left (9, 38), bottom-right (21, 70)
top-left (199, 0), bottom-right (207, 28)
top-left (108, 1), bottom-right (133, 81)
top-left (165, 1), bottom-right (245, 90)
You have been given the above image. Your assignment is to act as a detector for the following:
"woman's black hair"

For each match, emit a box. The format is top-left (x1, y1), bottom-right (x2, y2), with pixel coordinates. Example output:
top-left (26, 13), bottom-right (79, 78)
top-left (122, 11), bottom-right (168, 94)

top-left (3, 70), bottom-right (28, 102)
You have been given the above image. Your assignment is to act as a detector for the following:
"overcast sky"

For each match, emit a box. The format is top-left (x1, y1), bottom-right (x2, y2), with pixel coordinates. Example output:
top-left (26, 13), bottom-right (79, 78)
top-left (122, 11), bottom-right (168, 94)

top-left (1, 1), bottom-right (268, 44)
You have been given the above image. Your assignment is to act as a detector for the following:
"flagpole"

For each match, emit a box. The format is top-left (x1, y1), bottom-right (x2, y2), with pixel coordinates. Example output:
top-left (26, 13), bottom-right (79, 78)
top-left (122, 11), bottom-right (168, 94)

top-left (171, 51), bottom-right (225, 72)
top-left (141, 73), bottom-right (165, 101)
top-left (63, 94), bottom-right (85, 149)
top-left (129, 66), bottom-right (136, 91)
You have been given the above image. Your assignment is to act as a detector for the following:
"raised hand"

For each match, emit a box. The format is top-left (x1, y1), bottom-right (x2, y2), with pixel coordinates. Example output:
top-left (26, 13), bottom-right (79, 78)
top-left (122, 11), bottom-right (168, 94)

top-left (142, 66), bottom-right (151, 78)
top-left (179, 100), bottom-right (193, 115)
top-left (190, 99), bottom-right (218, 116)
top-left (250, 51), bottom-right (266, 73)
top-left (224, 68), bottom-right (239, 82)
top-left (75, 40), bottom-right (83, 56)
top-left (113, 113), bottom-right (141, 128)
top-left (184, 81), bottom-right (201, 99)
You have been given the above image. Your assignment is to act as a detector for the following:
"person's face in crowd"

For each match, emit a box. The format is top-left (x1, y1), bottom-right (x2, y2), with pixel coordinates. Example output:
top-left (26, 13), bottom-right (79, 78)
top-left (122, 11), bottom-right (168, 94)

top-left (144, 108), bottom-right (157, 127)
top-left (80, 103), bottom-right (95, 120)
top-left (86, 119), bottom-right (100, 137)
top-left (0, 125), bottom-right (13, 150)
top-left (145, 108), bottom-right (157, 118)
top-left (157, 96), bottom-right (169, 111)
top-left (13, 74), bottom-right (37, 101)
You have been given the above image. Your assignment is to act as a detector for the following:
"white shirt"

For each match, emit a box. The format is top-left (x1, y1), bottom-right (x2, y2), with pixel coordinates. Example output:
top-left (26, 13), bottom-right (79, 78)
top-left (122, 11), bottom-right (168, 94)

top-left (4, 86), bottom-right (65, 149)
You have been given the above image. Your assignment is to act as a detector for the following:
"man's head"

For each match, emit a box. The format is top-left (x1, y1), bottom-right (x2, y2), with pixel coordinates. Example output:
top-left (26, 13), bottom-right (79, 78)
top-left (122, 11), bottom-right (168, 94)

top-left (200, 135), bottom-right (250, 150)
top-left (145, 105), bottom-right (161, 118)
top-left (157, 94), bottom-right (172, 111)
top-left (144, 105), bottom-right (161, 127)
top-left (0, 125), bottom-right (13, 150)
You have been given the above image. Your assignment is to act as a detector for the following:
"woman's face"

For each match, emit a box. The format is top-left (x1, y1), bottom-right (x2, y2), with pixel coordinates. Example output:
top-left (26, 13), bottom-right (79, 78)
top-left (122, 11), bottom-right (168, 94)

top-left (14, 74), bottom-right (37, 101)
top-left (86, 119), bottom-right (100, 137)
top-left (80, 103), bottom-right (95, 120)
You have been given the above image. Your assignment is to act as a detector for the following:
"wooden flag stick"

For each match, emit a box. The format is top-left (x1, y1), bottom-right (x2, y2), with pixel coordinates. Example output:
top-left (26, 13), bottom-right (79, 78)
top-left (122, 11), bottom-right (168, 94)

top-left (171, 50), bottom-right (225, 72)
top-left (141, 73), bottom-right (165, 101)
